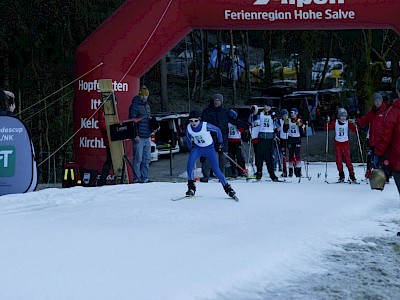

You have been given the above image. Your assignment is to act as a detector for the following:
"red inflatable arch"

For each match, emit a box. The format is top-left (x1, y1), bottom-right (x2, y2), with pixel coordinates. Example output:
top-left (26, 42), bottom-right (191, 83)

top-left (74, 0), bottom-right (399, 182)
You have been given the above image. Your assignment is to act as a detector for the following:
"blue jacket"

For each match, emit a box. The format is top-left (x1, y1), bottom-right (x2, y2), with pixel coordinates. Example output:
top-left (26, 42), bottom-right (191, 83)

top-left (0, 108), bottom-right (13, 116)
top-left (129, 95), bottom-right (152, 138)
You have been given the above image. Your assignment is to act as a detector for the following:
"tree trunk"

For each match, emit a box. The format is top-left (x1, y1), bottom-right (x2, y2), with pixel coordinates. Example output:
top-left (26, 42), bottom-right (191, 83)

top-left (199, 29), bottom-right (205, 101)
top-left (160, 56), bottom-right (168, 112)
top-left (230, 30), bottom-right (237, 105)
top-left (241, 31), bottom-right (251, 97)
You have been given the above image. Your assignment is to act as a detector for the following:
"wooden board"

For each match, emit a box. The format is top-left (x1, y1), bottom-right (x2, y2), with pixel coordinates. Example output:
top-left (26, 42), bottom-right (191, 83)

top-left (98, 79), bottom-right (129, 184)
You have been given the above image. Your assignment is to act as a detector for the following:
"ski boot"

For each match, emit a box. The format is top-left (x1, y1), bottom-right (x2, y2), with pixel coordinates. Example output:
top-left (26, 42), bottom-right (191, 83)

top-left (223, 183), bottom-right (236, 198)
top-left (288, 168), bottom-right (293, 177)
top-left (294, 167), bottom-right (302, 178)
top-left (338, 172), bottom-right (345, 183)
top-left (255, 171), bottom-right (262, 180)
top-left (186, 180), bottom-right (196, 197)
top-left (349, 173), bottom-right (357, 183)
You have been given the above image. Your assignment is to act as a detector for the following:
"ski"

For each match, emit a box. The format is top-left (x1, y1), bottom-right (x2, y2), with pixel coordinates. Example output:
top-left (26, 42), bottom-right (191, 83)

top-left (250, 179), bottom-right (291, 183)
top-left (348, 180), bottom-right (361, 185)
top-left (171, 195), bottom-right (202, 201)
top-left (326, 181), bottom-right (346, 184)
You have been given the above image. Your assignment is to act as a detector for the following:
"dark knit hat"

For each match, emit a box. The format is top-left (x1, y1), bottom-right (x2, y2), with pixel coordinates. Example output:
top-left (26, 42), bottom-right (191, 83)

top-left (139, 85), bottom-right (149, 96)
top-left (372, 92), bottom-right (382, 102)
top-left (280, 109), bottom-right (289, 118)
top-left (213, 93), bottom-right (224, 102)
top-left (264, 98), bottom-right (273, 107)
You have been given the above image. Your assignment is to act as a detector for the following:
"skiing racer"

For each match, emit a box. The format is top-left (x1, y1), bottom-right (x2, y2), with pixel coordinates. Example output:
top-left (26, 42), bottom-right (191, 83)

top-left (185, 110), bottom-right (237, 200)
top-left (325, 108), bottom-right (357, 182)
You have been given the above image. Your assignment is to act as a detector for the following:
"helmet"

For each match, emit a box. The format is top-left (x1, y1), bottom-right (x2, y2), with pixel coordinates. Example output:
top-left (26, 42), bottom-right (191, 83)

top-left (188, 110), bottom-right (201, 120)
top-left (369, 169), bottom-right (386, 191)
top-left (290, 108), bottom-right (298, 115)
top-left (230, 109), bottom-right (238, 118)
top-left (280, 109), bottom-right (289, 118)
top-left (337, 108), bottom-right (348, 118)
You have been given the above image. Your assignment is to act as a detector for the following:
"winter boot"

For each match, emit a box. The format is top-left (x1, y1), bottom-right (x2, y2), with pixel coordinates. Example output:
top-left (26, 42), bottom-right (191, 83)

top-left (349, 173), bottom-right (357, 182)
top-left (294, 167), bottom-right (302, 178)
top-left (288, 168), bottom-right (294, 177)
top-left (186, 180), bottom-right (196, 197)
top-left (338, 172), bottom-right (345, 183)
top-left (281, 171), bottom-right (287, 178)
top-left (200, 177), bottom-right (209, 183)
top-left (255, 171), bottom-right (262, 180)
top-left (223, 184), bottom-right (236, 198)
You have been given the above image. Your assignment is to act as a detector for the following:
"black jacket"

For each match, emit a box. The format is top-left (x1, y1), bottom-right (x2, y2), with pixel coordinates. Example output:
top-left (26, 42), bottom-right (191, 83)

top-left (201, 101), bottom-right (248, 150)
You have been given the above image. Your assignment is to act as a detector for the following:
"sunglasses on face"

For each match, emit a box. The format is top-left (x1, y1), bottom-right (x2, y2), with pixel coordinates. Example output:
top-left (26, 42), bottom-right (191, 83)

top-left (189, 119), bottom-right (200, 123)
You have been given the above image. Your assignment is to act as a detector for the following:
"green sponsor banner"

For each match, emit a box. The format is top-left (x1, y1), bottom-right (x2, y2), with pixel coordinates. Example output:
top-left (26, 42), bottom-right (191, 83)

top-left (0, 146), bottom-right (16, 177)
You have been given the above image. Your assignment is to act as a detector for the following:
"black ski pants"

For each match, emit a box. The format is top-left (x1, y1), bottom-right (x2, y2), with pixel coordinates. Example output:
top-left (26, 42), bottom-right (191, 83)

top-left (256, 138), bottom-right (276, 179)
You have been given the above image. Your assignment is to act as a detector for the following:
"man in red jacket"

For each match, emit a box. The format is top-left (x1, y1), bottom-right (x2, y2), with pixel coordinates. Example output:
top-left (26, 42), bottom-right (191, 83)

top-left (375, 77), bottom-right (400, 195)
top-left (355, 92), bottom-right (388, 178)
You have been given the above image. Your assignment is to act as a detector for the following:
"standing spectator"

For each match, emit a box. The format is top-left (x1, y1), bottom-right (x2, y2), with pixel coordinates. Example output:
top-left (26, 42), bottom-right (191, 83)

top-left (374, 77), bottom-right (400, 195)
top-left (129, 86), bottom-right (155, 183)
top-left (185, 110), bottom-right (237, 199)
top-left (0, 89), bottom-right (16, 116)
top-left (283, 108), bottom-right (305, 178)
top-left (355, 92), bottom-right (388, 178)
top-left (325, 108), bottom-right (357, 182)
top-left (227, 109), bottom-right (247, 178)
top-left (278, 109), bottom-right (289, 177)
top-left (200, 93), bottom-right (248, 182)
top-left (255, 99), bottom-right (279, 181)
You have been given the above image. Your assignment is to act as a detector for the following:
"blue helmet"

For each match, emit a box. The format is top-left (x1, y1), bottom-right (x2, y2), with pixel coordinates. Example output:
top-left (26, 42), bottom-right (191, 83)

top-left (230, 109), bottom-right (238, 118)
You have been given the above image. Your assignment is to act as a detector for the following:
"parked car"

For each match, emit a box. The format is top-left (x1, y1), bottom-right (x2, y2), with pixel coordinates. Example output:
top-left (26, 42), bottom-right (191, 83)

top-left (261, 85), bottom-right (293, 98)
top-left (249, 61), bottom-right (284, 82)
top-left (290, 87), bottom-right (359, 129)
top-left (150, 140), bottom-right (158, 162)
top-left (152, 113), bottom-right (189, 156)
top-left (312, 58), bottom-right (346, 83)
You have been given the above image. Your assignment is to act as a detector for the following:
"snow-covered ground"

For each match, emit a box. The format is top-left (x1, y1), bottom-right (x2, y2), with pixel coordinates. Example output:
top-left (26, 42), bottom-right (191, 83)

top-left (0, 163), bottom-right (399, 300)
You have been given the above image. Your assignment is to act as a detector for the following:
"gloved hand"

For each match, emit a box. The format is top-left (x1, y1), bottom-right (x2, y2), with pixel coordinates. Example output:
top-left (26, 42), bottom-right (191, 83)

top-left (284, 119), bottom-right (289, 125)
top-left (326, 116), bottom-right (330, 123)
top-left (217, 143), bottom-right (224, 153)
top-left (296, 121), bottom-right (302, 126)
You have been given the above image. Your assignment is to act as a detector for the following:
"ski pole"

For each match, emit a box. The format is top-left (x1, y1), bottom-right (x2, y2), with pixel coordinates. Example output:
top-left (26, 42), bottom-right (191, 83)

top-left (355, 124), bottom-right (366, 175)
top-left (247, 128), bottom-right (256, 174)
top-left (325, 118), bottom-right (329, 182)
top-left (223, 152), bottom-right (248, 177)
top-left (274, 138), bottom-right (282, 170)
top-left (305, 121), bottom-right (309, 179)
